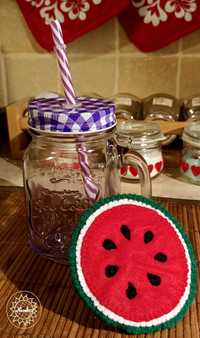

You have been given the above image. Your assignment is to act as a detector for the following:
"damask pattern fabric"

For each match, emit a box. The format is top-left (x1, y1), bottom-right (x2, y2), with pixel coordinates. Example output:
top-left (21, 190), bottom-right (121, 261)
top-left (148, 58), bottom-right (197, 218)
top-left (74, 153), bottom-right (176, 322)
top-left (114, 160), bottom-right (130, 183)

top-left (17, 0), bottom-right (200, 52)
top-left (16, 0), bottom-right (129, 51)
top-left (119, 0), bottom-right (200, 52)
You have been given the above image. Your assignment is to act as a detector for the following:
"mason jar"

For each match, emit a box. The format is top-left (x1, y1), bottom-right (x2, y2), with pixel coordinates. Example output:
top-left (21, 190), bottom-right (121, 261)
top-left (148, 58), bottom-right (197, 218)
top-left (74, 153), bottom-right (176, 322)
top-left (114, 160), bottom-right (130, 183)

top-left (23, 96), bottom-right (151, 264)
top-left (180, 122), bottom-right (200, 185)
top-left (116, 121), bottom-right (166, 180)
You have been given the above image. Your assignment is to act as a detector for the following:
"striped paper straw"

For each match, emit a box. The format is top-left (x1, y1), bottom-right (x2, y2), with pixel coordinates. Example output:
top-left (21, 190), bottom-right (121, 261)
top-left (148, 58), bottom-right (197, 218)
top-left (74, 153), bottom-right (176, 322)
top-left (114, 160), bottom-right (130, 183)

top-left (50, 20), bottom-right (99, 201)
top-left (51, 20), bottom-right (76, 105)
top-left (78, 146), bottom-right (99, 201)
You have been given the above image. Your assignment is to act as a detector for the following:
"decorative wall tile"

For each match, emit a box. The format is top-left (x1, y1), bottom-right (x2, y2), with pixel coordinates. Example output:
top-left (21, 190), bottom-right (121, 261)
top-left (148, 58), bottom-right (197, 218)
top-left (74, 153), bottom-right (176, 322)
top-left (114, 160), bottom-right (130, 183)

top-left (180, 57), bottom-right (200, 98)
top-left (5, 54), bottom-right (59, 102)
top-left (119, 56), bottom-right (178, 98)
top-left (59, 55), bottom-right (116, 98)
top-left (0, 0), bottom-right (44, 53)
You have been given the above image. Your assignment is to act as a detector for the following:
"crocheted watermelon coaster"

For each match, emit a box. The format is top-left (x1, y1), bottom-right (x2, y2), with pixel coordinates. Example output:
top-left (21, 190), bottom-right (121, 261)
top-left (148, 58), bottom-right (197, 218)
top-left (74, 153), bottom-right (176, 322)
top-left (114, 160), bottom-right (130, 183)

top-left (69, 194), bottom-right (197, 335)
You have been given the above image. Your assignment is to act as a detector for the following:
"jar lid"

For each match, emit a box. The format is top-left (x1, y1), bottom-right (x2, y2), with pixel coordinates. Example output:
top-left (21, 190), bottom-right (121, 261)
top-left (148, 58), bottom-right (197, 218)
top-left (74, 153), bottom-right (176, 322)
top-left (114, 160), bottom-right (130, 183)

top-left (182, 122), bottom-right (200, 148)
top-left (116, 121), bottom-right (165, 146)
top-left (28, 96), bottom-right (116, 134)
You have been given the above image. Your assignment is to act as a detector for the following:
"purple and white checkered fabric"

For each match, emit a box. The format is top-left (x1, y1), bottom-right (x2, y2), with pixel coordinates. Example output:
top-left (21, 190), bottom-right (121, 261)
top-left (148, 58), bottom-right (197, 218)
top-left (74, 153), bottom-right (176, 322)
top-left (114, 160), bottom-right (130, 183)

top-left (28, 96), bottom-right (116, 133)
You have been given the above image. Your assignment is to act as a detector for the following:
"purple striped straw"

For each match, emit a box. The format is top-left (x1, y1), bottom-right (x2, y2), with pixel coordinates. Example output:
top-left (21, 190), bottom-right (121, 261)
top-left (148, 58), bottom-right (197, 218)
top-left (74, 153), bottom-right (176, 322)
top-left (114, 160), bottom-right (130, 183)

top-left (78, 146), bottom-right (100, 201)
top-left (50, 20), bottom-right (99, 202)
top-left (51, 20), bottom-right (76, 105)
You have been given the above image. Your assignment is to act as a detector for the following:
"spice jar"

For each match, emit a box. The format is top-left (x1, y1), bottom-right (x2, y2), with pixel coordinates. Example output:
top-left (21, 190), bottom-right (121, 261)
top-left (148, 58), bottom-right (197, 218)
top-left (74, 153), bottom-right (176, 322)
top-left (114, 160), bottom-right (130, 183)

top-left (23, 96), bottom-right (151, 264)
top-left (143, 93), bottom-right (180, 145)
top-left (143, 93), bottom-right (180, 121)
top-left (112, 93), bottom-right (142, 122)
top-left (182, 95), bottom-right (200, 121)
top-left (116, 121), bottom-right (166, 179)
top-left (180, 122), bottom-right (200, 185)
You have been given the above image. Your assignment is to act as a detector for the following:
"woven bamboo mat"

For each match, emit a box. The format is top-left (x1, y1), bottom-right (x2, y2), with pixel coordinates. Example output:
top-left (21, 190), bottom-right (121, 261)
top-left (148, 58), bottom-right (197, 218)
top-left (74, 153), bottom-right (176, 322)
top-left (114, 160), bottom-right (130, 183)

top-left (0, 191), bottom-right (199, 338)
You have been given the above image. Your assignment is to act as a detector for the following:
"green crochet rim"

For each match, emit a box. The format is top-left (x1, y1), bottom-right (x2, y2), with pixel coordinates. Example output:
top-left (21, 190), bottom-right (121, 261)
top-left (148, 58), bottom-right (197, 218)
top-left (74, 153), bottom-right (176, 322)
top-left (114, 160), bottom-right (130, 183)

top-left (69, 194), bottom-right (197, 335)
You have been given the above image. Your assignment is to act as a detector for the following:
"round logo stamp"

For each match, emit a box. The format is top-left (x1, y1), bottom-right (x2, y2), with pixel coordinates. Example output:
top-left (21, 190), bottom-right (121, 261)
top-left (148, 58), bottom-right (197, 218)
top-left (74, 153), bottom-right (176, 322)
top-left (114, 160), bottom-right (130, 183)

top-left (6, 291), bottom-right (42, 329)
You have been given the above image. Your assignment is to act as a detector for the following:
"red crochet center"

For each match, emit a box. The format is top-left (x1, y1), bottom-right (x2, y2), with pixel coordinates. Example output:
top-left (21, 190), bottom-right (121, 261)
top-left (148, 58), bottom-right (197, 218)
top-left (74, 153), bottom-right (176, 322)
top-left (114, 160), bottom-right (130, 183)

top-left (80, 204), bottom-right (188, 322)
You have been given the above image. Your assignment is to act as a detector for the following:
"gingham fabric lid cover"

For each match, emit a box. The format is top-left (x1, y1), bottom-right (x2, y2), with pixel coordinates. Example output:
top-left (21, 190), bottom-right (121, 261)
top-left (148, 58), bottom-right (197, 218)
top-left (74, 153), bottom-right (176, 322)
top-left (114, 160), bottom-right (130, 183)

top-left (28, 96), bottom-right (116, 133)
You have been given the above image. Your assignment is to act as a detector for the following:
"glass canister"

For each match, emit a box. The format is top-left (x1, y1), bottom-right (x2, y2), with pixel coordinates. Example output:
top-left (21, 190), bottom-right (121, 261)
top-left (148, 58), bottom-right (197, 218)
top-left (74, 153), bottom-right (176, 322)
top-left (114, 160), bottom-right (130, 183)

top-left (143, 93), bottom-right (180, 121)
top-left (112, 93), bottom-right (142, 122)
top-left (182, 95), bottom-right (200, 121)
top-left (23, 96), bottom-right (151, 264)
top-left (143, 93), bottom-right (180, 145)
top-left (116, 121), bottom-right (166, 180)
top-left (180, 122), bottom-right (200, 185)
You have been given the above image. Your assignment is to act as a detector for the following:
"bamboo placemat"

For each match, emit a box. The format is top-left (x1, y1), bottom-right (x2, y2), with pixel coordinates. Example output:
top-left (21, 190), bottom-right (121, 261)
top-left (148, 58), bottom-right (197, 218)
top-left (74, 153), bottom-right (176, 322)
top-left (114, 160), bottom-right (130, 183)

top-left (0, 191), bottom-right (199, 338)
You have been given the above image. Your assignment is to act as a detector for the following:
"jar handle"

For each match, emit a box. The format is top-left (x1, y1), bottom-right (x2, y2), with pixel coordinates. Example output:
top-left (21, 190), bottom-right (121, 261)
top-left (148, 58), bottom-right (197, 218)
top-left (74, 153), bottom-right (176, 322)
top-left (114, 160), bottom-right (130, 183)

top-left (122, 151), bottom-right (152, 198)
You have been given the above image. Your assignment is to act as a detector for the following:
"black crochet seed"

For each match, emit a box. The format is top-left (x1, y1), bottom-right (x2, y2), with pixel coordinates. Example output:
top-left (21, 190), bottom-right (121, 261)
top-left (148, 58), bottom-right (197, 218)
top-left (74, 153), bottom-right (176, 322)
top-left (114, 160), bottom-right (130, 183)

top-left (120, 224), bottom-right (131, 240)
top-left (147, 273), bottom-right (161, 286)
top-left (154, 252), bottom-right (167, 262)
top-left (144, 230), bottom-right (154, 244)
top-left (126, 282), bottom-right (137, 300)
top-left (103, 239), bottom-right (117, 250)
top-left (105, 265), bottom-right (119, 278)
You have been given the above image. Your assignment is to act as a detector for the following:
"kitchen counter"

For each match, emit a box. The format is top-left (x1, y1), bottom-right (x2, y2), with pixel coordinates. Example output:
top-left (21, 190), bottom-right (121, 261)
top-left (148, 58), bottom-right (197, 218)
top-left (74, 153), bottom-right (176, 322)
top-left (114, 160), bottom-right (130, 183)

top-left (122, 172), bottom-right (200, 200)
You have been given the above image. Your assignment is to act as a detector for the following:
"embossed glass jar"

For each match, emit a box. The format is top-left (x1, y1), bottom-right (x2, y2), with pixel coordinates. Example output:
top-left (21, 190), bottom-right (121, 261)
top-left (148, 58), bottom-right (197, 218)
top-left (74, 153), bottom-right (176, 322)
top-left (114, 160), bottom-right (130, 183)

top-left (23, 96), bottom-right (151, 264)
top-left (116, 121), bottom-right (166, 180)
top-left (180, 122), bottom-right (200, 185)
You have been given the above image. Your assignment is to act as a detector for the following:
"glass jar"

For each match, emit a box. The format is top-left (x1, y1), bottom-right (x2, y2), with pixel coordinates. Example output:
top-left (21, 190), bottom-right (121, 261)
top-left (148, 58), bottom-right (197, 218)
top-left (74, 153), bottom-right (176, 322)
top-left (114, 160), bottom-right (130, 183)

top-left (143, 93), bottom-right (180, 121)
top-left (112, 93), bottom-right (142, 122)
top-left (116, 121), bottom-right (166, 180)
top-left (24, 96), bottom-right (151, 264)
top-left (180, 122), bottom-right (200, 185)
top-left (143, 93), bottom-right (180, 145)
top-left (182, 95), bottom-right (200, 121)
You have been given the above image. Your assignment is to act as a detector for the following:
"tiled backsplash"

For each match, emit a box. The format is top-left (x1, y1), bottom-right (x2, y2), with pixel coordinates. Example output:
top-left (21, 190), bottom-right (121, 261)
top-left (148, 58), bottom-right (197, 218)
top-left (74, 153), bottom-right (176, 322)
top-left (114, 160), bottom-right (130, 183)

top-left (0, 1), bottom-right (200, 107)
